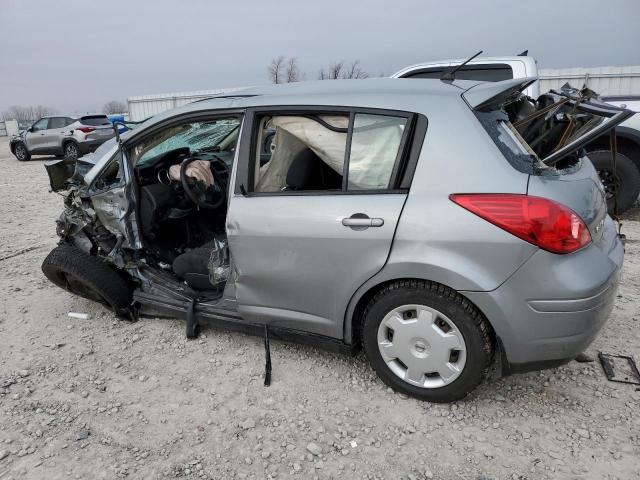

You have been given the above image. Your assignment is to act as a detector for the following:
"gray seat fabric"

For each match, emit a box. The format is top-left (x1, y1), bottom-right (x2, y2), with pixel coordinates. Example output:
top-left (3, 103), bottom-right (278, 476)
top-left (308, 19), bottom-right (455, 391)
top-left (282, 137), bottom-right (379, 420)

top-left (172, 241), bottom-right (215, 290)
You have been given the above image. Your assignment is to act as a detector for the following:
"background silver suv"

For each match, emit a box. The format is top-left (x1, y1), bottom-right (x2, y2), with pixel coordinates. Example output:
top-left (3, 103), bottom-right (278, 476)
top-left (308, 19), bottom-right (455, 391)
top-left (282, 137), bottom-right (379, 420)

top-left (10, 114), bottom-right (115, 161)
top-left (41, 78), bottom-right (629, 402)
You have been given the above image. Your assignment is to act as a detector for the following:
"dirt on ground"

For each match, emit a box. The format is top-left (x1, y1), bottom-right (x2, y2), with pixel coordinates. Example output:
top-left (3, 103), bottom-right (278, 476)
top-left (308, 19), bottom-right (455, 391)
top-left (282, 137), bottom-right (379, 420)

top-left (1, 137), bottom-right (639, 480)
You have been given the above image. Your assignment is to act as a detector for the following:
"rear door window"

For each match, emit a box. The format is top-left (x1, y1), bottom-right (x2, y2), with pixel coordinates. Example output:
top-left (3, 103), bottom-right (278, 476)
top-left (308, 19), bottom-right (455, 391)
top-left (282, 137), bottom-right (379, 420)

top-left (48, 117), bottom-right (67, 129)
top-left (254, 114), bottom-right (347, 192)
top-left (249, 109), bottom-right (413, 194)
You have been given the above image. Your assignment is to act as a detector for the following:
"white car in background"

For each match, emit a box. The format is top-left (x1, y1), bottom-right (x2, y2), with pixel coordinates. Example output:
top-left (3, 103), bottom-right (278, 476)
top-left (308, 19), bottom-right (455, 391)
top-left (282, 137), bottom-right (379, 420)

top-left (9, 114), bottom-right (115, 162)
top-left (393, 55), bottom-right (640, 214)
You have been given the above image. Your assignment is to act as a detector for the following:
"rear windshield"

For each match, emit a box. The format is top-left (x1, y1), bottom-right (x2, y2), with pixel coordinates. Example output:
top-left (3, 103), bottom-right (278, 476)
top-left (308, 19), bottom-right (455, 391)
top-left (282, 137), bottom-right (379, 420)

top-left (405, 64), bottom-right (513, 82)
top-left (475, 92), bottom-right (611, 174)
top-left (80, 115), bottom-right (110, 126)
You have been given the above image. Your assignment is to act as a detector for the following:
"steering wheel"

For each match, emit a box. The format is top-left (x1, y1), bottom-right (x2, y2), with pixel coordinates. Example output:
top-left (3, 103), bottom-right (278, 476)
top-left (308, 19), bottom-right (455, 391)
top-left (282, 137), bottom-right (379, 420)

top-left (180, 157), bottom-right (226, 209)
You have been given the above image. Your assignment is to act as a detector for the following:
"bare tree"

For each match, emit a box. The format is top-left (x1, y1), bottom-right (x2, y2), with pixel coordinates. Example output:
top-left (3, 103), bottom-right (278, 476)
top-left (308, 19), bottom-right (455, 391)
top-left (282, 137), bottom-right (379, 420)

top-left (268, 56), bottom-right (286, 84)
top-left (103, 100), bottom-right (127, 115)
top-left (318, 60), bottom-right (368, 80)
top-left (319, 61), bottom-right (343, 80)
top-left (2, 105), bottom-right (57, 123)
top-left (31, 105), bottom-right (58, 118)
top-left (343, 60), bottom-right (368, 79)
top-left (285, 57), bottom-right (302, 83)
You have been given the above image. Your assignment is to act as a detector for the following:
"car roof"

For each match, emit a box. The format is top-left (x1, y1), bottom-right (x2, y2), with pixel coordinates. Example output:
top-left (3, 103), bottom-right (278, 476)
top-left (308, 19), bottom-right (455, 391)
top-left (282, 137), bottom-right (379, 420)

top-left (128, 78), bottom-right (482, 139)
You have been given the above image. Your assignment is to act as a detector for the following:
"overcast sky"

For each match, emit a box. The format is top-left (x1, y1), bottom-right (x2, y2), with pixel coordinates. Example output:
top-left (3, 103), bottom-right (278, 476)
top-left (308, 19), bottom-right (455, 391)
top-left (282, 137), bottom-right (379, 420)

top-left (1, 0), bottom-right (639, 114)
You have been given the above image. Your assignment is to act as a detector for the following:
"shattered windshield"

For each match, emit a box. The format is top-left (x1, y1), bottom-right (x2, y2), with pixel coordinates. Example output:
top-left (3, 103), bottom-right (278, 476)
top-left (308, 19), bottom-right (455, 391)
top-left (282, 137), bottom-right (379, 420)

top-left (134, 119), bottom-right (240, 165)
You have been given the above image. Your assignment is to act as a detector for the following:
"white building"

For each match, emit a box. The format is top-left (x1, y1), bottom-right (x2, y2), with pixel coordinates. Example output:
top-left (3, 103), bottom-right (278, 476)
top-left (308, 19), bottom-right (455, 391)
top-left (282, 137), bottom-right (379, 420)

top-left (125, 66), bottom-right (640, 122)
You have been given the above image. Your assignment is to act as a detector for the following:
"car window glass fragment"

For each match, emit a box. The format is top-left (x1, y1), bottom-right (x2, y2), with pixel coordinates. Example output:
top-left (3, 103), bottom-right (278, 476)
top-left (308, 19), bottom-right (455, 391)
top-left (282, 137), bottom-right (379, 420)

top-left (496, 120), bottom-right (537, 157)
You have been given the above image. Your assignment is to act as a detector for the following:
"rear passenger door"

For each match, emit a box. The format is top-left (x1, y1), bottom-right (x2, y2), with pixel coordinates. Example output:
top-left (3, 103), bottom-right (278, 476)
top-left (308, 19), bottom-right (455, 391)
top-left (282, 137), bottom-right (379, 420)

top-left (227, 107), bottom-right (426, 339)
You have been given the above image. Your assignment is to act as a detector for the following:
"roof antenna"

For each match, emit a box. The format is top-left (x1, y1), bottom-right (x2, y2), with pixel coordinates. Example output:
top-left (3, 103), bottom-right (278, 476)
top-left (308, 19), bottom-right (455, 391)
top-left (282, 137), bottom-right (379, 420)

top-left (517, 50), bottom-right (529, 56)
top-left (441, 50), bottom-right (483, 82)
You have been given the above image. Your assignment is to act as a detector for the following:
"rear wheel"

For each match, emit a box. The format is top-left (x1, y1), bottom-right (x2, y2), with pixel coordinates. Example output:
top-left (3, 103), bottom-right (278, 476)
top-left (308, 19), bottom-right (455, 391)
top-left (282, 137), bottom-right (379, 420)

top-left (589, 150), bottom-right (640, 215)
top-left (42, 244), bottom-right (132, 312)
top-left (14, 143), bottom-right (30, 161)
top-left (64, 142), bottom-right (79, 160)
top-left (362, 280), bottom-right (493, 403)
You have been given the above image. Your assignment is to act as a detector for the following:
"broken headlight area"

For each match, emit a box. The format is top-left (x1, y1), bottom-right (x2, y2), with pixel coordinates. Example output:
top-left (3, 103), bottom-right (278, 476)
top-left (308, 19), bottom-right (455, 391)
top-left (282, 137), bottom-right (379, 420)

top-left (44, 154), bottom-right (98, 192)
top-left (55, 188), bottom-right (119, 258)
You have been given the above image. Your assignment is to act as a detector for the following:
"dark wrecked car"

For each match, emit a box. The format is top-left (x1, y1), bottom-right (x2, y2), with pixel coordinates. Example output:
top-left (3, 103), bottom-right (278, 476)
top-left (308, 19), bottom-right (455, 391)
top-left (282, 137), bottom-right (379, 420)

top-left (42, 78), bottom-right (631, 402)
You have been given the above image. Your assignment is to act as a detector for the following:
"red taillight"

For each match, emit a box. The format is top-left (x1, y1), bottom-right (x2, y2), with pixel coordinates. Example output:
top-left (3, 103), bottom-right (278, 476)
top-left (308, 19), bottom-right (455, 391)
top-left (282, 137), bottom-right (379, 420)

top-left (449, 194), bottom-right (591, 254)
top-left (76, 126), bottom-right (95, 134)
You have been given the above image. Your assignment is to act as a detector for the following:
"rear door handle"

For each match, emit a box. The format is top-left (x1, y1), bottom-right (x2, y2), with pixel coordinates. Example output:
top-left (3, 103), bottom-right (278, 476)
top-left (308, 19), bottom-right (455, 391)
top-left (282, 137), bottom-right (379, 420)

top-left (342, 213), bottom-right (384, 230)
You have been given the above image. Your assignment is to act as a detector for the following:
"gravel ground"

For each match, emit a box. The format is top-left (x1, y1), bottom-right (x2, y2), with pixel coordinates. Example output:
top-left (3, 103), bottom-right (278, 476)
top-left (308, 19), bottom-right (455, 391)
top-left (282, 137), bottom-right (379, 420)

top-left (1, 136), bottom-right (639, 480)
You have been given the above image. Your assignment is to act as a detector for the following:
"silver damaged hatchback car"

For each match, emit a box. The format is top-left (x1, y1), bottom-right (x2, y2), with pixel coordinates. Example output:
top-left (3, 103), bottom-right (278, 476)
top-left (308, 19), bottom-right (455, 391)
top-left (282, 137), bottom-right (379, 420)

top-left (41, 78), bottom-right (631, 402)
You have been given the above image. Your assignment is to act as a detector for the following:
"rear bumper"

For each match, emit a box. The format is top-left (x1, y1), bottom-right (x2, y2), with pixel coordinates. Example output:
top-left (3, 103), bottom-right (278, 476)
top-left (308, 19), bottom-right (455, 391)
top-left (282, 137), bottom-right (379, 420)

top-left (464, 216), bottom-right (624, 372)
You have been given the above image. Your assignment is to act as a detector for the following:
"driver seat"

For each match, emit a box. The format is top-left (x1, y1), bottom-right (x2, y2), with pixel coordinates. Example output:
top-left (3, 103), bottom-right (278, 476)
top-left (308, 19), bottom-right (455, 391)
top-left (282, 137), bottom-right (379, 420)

top-left (172, 242), bottom-right (215, 290)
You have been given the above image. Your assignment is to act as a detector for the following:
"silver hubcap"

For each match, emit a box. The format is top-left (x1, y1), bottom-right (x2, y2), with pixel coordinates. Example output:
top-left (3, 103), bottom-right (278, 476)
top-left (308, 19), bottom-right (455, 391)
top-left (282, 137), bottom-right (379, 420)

top-left (377, 304), bottom-right (467, 388)
top-left (16, 146), bottom-right (26, 159)
top-left (66, 144), bottom-right (77, 157)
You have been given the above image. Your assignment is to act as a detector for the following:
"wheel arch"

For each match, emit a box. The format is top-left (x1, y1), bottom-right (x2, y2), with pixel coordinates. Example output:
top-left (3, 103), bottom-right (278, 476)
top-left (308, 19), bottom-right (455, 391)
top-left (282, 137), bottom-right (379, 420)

top-left (344, 273), bottom-right (497, 348)
top-left (10, 140), bottom-right (25, 154)
top-left (62, 138), bottom-right (80, 152)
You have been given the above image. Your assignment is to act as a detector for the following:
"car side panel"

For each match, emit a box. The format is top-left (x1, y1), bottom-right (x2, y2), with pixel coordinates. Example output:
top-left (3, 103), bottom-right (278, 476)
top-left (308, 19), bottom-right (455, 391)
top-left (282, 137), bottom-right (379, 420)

top-left (227, 194), bottom-right (406, 338)
top-left (343, 97), bottom-right (535, 342)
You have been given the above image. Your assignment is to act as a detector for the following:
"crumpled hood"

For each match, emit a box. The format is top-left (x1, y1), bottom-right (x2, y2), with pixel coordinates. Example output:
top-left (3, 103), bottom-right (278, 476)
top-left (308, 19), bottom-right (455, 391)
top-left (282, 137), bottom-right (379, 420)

top-left (44, 137), bottom-right (121, 192)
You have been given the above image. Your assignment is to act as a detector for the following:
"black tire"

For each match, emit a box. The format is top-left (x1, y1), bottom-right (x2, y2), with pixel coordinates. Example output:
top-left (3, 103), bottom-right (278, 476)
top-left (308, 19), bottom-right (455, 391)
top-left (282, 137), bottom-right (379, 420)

top-left (13, 143), bottom-right (30, 161)
top-left (588, 150), bottom-right (640, 215)
top-left (64, 141), bottom-right (79, 160)
top-left (362, 280), bottom-right (493, 403)
top-left (42, 244), bottom-right (132, 312)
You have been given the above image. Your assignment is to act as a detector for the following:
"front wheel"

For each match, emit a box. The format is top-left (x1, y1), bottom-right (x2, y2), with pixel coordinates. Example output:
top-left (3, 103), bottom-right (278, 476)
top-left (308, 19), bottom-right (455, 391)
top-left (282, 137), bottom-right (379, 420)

top-left (42, 244), bottom-right (133, 312)
top-left (362, 280), bottom-right (493, 403)
top-left (13, 143), bottom-right (30, 161)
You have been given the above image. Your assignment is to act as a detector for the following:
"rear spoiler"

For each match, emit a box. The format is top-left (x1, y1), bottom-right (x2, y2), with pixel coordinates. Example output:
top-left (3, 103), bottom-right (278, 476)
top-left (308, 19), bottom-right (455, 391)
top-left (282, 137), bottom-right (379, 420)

top-left (463, 77), bottom-right (537, 111)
